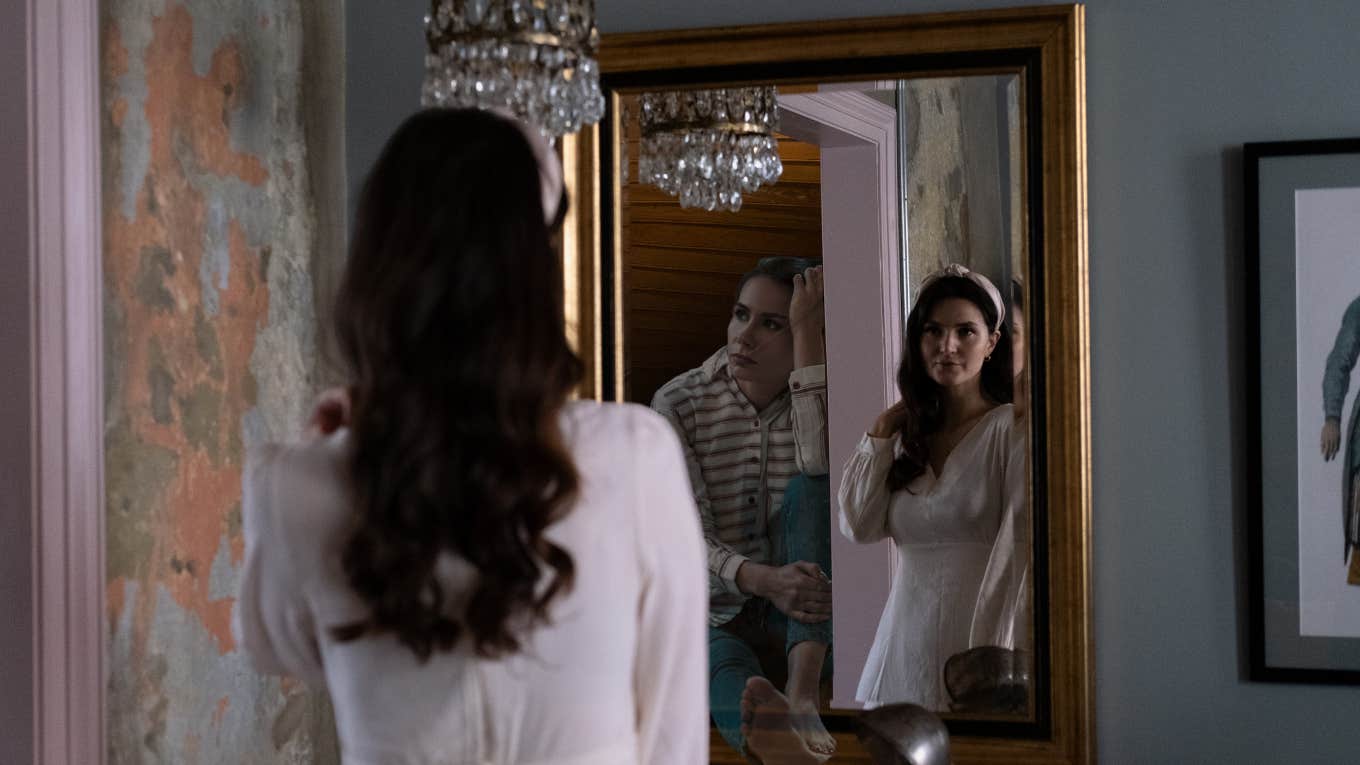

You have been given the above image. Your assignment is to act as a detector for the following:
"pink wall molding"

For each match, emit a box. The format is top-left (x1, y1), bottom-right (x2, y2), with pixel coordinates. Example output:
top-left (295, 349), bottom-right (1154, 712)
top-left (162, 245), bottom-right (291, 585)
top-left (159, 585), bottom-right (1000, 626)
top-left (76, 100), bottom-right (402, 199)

top-left (28, 0), bottom-right (106, 762)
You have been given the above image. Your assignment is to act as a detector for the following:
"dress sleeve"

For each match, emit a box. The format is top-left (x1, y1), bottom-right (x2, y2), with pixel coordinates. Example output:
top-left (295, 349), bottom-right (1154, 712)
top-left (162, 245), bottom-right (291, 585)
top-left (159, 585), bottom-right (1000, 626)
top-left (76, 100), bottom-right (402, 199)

top-left (631, 412), bottom-right (709, 765)
top-left (968, 415), bottom-right (1032, 651)
top-left (837, 433), bottom-right (897, 544)
top-left (650, 386), bottom-right (749, 596)
top-left (233, 444), bottom-right (326, 688)
top-left (1324, 297), bottom-right (1360, 420)
top-left (789, 363), bottom-right (830, 476)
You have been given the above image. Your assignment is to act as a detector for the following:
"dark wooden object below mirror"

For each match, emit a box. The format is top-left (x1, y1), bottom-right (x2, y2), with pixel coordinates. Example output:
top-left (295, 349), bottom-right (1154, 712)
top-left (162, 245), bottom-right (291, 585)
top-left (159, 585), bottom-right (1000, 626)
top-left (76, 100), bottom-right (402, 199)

top-left (560, 5), bottom-right (1089, 763)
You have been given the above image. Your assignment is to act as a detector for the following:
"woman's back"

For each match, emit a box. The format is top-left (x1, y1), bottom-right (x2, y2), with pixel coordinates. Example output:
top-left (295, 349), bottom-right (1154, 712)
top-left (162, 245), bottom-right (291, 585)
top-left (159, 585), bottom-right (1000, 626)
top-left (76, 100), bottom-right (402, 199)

top-left (235, 401), bottom-right (707, 765)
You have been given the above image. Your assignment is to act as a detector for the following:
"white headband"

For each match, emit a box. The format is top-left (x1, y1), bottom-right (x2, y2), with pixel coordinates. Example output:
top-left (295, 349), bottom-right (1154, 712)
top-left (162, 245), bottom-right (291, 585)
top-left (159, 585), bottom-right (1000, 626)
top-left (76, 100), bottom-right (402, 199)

top-left (916, 263), bottom-right (1007, 332)
top-left (487, 108), bottom-right (564, 226)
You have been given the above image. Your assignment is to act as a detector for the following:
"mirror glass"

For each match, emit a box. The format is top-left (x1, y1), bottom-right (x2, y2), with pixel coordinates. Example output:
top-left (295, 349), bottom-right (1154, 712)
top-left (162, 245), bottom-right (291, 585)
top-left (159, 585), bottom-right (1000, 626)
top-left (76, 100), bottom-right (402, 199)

top-left (610, 74), bottom-right (1034, 734)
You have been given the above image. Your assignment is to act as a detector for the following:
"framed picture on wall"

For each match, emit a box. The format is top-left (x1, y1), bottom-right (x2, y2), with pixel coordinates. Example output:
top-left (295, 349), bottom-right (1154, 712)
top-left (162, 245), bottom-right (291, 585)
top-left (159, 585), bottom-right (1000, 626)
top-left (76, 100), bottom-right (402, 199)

top-left (1246, 137), bottom-right (1360, 683)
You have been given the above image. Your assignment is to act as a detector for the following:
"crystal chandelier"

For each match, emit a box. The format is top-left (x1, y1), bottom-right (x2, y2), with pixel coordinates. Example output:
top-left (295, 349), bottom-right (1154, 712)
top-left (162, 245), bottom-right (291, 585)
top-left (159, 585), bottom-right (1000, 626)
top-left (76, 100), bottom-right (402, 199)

top-left (421, 0), bottom-right (605, 137)
top-left (638, 87), bottom-right (783, 212)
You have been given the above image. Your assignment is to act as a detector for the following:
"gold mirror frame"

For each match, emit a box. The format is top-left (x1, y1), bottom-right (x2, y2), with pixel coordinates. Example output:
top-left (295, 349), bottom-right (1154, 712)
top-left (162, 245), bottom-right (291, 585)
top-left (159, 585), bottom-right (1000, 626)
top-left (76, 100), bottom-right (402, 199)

top-left (559, 5), bottom-right (1090, 762)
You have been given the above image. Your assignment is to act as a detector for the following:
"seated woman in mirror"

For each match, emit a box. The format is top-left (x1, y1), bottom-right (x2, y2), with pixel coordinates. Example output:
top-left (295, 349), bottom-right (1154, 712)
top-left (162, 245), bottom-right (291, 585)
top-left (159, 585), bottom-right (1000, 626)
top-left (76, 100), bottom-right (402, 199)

top-left (839, 264), bottom-right (1030, 712)
top-left (650, 257), bottom-right (837, 761)
top-left (233, 108), bottom-right (709, 764)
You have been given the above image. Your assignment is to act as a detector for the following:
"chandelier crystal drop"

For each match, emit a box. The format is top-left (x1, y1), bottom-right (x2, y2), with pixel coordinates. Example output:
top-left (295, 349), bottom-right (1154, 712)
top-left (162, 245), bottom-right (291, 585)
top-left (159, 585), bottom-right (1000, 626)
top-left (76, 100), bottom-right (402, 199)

top-left (421, 0), bottom-right (605, 137)
top-left (637, 86), bottom-right (783, 212)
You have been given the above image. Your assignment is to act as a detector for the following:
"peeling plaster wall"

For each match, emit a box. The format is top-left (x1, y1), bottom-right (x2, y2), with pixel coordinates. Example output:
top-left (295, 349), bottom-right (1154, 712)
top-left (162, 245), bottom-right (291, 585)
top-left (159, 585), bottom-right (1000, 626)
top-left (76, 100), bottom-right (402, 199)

top-left (102, 1), bottom-right (342, 761)
top-left (902, 76), bottom-right (1019, 291)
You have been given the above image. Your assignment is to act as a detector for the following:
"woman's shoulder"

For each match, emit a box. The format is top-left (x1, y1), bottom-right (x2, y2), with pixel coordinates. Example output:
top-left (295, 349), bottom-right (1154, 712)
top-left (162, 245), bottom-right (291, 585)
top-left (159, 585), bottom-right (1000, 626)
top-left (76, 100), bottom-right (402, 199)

top-left (244, 432), bottom-right (352, 548)
top-left (649, 351), bottom-right (727, 410)
top-left (559, 403), bottom-right (687, 518)
top-left (972, 403), bottom-right (1018, 440)
top-left (982, 403), bottom-right (1026, 453)
top-left (987, 402), bottom-right (1017, 424)
top-left (561, 400), bottom-right (678, 448)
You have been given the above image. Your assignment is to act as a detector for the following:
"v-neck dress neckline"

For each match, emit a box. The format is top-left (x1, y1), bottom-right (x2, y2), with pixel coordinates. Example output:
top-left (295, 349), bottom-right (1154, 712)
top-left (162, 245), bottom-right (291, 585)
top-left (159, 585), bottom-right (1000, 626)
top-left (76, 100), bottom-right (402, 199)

top-left (924, 404), bottom-right (1004, 489)
top-left (837, 402), bottom-right (1024, 710)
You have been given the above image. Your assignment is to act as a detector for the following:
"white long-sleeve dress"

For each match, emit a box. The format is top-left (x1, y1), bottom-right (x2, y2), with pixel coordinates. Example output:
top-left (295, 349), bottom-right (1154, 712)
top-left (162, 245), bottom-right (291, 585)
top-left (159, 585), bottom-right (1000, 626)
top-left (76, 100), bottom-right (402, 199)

top-left (234, 401), bottom-right (709, 765)
top-left (837, 403), bottom-right (1029, 710)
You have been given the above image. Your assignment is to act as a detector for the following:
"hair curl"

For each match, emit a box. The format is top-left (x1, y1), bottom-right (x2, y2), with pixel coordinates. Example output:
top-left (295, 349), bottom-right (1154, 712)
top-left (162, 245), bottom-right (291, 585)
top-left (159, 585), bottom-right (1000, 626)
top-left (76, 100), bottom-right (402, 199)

top-left (886, 275), bottom-right (1013, 492)
top-left (330, 108), bottom-right (583, 661)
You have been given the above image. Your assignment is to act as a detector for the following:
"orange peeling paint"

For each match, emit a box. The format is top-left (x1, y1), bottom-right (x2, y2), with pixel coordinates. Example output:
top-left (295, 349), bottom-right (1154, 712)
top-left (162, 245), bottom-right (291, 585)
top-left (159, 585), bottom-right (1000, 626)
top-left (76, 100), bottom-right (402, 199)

top-left (212, 695), bottom-right (230, 726)
top-left (110, 97), bottom-right (128, 129)
top-left (103, 22), bottom-right (129, 80)
top-left (183, 731), bottom-right (201, 763)
top-left (107, 577), bottom-right (128, 626)
top-left (104, 2), bottom-right (274, 662)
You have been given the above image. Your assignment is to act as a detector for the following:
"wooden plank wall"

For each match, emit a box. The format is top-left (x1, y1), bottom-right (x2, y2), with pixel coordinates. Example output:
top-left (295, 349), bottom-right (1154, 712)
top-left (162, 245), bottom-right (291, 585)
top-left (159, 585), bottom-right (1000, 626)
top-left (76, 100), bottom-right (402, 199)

top-left (620, 97), bottom-right (823, 404)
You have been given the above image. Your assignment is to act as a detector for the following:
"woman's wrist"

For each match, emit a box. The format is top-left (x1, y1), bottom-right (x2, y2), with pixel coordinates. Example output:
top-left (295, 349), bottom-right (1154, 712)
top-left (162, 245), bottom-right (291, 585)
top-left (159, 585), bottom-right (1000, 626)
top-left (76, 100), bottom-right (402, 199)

top-left (734, 561), bottom-right (767, 597)
top-left (791, 327), bottom-right (826, 369)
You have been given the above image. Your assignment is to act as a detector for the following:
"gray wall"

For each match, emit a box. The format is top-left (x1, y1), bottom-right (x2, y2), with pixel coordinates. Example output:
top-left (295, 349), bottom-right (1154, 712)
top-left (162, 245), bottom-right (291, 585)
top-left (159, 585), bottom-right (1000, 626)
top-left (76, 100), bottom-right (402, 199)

top-left (347, 1), bottom-right (1360, 762)
top-left (0, 0), bottom-right (34, 761)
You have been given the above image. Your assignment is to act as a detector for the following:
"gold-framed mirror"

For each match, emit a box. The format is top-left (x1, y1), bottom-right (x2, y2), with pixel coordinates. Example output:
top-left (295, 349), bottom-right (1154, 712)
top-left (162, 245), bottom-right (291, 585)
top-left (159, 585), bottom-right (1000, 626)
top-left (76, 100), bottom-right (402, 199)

top-left (561, 5), bottom-right (1090, 763)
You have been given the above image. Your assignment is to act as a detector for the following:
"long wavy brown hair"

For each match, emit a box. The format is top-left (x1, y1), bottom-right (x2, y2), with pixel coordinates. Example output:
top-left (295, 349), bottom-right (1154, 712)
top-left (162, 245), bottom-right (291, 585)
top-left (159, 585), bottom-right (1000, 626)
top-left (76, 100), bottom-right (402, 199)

top-left (886, 275), bottom-right (1013, 492)
top-left (330, 108), bottom-right (583, 661)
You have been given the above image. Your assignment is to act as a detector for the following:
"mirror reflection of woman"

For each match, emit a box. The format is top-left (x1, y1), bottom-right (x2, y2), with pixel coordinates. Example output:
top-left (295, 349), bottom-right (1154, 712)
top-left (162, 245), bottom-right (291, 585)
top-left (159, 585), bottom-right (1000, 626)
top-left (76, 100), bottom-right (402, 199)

top-left (650, 258), bottom-right (837, 762)
top-left (1010, 278), bottom-right (1028, 421)
top-left (233, 109), bottom-right (709, 764)
top-left (839, 264), bottom-right (1029, 710)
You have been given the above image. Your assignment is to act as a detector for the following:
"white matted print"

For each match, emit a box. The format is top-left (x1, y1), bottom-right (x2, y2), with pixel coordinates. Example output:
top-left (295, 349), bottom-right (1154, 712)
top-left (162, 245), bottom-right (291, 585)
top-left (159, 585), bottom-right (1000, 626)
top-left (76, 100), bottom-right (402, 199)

top-left (1295, 186), bottom-right (1360, 638)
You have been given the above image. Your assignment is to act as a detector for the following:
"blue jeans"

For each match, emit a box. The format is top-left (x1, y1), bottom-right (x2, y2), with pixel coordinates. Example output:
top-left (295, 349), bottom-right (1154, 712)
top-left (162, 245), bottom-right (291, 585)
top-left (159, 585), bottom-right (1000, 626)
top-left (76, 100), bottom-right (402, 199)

top-left (708, 474), bottom-right (833, 755)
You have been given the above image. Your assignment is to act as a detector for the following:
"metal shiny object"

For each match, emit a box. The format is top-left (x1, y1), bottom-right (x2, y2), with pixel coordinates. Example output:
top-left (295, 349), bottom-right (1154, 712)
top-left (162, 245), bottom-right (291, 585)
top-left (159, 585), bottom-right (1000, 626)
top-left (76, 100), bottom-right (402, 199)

top-left (944, 646), bottom-right (1032, 715)
top-left (856, 703), bottom-right (951, 765)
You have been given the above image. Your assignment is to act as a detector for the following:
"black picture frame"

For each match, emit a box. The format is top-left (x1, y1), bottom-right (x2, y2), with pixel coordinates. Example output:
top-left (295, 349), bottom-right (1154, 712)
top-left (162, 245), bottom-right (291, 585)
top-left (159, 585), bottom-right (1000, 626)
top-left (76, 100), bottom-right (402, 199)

top-left (1246, 137), bottom-right (1360, 684)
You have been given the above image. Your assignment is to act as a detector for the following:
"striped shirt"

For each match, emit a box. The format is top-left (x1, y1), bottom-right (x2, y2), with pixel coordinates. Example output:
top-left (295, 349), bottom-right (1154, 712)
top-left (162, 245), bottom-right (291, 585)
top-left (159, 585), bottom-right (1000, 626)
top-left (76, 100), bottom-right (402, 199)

top-left (651, 347), bottom-right (828, 626)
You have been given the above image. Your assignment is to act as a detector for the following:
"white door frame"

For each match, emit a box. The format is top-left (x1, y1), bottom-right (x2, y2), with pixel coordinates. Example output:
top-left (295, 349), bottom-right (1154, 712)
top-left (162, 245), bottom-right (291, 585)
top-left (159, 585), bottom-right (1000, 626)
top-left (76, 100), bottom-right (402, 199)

top-left (778, 90), bottom-right (903, 390)
top-left (18, 0), bottom-right (107, 762)
top-left (776, 89), bottom-right (901, 706)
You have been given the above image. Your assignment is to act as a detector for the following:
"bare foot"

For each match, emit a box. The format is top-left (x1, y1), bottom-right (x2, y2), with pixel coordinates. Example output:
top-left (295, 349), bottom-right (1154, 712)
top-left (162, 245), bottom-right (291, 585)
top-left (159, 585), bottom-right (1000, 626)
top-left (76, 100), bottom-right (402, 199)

top-left (788, 697), bottom-right (836, 758)
top-left (740, 677), bottom-right (828, 765)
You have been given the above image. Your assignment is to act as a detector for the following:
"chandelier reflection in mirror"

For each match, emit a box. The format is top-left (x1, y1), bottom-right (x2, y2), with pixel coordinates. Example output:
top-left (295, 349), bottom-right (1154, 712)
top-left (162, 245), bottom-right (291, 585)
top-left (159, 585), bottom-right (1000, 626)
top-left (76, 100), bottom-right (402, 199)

top-left (421, 0), bottom-right (605, 137)
top-left (638, 87), bottom-right (783, 212)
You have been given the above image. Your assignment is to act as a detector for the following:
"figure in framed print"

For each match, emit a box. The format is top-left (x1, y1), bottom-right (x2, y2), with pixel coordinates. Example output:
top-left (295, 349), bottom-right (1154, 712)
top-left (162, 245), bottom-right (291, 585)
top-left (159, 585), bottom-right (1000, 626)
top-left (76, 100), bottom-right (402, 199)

top-left (1245, 136), bottom-right (1360, 682)
top-left (1320, 293), bottom-right (1360, 586)
top-left (1291, 185), bottom-right (1360, 640)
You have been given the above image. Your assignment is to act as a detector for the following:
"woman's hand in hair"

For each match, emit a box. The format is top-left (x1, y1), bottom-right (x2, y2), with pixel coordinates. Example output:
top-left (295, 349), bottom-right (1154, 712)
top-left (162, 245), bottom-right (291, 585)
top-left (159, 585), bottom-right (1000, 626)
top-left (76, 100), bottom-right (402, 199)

top-left (790, 266), bottom-right (826, 368)
top-left (306, 387), bottom-right (352, 439)
top-left (870, 400), bottom-right (908, 439)
top-left (790, 266), bottom-right (825, 336)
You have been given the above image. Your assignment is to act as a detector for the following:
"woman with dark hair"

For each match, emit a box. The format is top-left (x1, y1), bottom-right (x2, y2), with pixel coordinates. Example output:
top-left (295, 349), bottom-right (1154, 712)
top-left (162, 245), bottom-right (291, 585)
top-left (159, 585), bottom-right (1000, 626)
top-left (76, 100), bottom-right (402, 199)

top-left (838, 263), bottom-right (1029, 710)
top-left (1010, 278), bottom-right (1028, 420)
top-left (650, 256), bottom-right (836, 762)
top-left (234, 108), bottom-right (707, 764)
